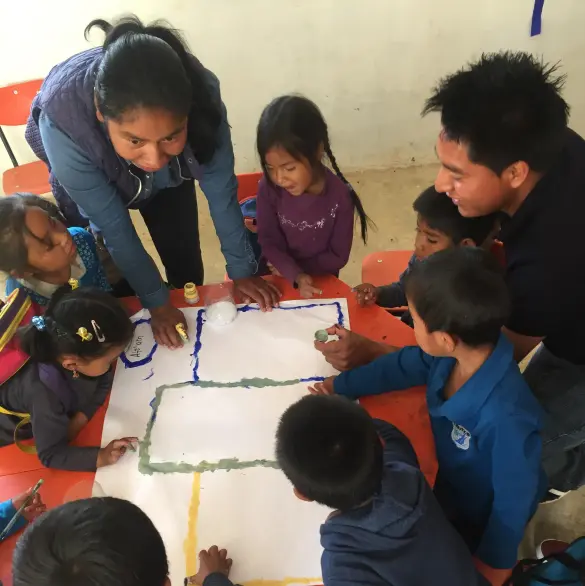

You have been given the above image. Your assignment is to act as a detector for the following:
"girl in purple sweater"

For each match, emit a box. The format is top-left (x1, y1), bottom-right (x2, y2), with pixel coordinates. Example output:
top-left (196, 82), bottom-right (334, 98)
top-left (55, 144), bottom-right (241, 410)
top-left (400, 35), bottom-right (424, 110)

top-left (256, 96), bottom-right (371, 297)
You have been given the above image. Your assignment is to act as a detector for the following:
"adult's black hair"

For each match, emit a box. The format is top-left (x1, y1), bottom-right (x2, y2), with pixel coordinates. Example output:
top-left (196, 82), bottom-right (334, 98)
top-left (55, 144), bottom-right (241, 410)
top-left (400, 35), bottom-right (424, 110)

top-left (422, 52), bottom-right (569, 174)
top-left (256, 95), bottom-right (373, 243)
top-left (276, 394), bottom-right (383, 510)
top-left (19, 285), bottom-right (134, 363)
top-left (404, 247), bottom-right (509, 347)
top-left (13, 497), bottom-right (168, 586)
top-left (86, 15), bottom-right (221, 163)
top-left (413, 186), bottom-right (500, 245)
top-left (0, 193), bottom-right (64, 274)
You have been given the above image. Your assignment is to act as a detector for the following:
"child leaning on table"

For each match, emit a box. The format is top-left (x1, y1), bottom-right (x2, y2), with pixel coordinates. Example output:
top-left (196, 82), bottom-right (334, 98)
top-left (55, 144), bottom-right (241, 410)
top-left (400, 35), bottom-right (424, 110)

top-left (311, 247), bottom-right (546, 571)
top-left (13, 497), bottom-right (237, 586)
top-left (0, 193), bottom-right (111, 307)
top-left (354, 186), bottom-right (500, 326)
top-left (0, 285), bottom-right (137, 471)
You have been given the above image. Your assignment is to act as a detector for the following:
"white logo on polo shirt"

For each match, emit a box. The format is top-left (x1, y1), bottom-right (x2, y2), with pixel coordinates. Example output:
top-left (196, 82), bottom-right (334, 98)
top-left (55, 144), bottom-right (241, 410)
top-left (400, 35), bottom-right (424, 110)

top-left (451, 423), bottom-right (471, 450)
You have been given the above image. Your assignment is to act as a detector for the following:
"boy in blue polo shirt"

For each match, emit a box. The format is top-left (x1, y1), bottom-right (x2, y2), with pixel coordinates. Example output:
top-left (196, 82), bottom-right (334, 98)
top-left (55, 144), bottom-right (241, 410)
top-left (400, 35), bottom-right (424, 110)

top-left (310, 247), bottom-right (546, 570)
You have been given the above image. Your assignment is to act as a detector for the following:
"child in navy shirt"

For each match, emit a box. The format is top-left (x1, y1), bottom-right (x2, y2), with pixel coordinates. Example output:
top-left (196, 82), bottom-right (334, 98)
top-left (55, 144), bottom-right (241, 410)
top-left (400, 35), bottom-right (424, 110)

top-left (354, 186), bottom-right (500, 326)
top-left (311, 247), bottom-right (546, 570)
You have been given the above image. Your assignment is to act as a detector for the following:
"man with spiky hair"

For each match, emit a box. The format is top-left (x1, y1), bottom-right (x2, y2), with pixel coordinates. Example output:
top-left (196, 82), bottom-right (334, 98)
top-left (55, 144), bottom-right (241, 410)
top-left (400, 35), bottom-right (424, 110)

top-left (423, 51), bottom-right (585, 500)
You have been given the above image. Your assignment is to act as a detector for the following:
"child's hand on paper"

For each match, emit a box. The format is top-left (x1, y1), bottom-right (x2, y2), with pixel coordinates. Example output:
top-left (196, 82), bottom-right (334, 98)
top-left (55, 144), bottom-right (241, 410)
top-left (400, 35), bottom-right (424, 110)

top-left (354, 283), bottom-right (378, 307)
top-left (296, 274), bottom-right (322, 299)
top-left (13, 488), bottom-right (46, 522)
top-left (309, 376), bottom-right (336, 396)
top-left (192, 545), bottom-right (233, 585)
top-left (97, 437), bottom-right (138, 468)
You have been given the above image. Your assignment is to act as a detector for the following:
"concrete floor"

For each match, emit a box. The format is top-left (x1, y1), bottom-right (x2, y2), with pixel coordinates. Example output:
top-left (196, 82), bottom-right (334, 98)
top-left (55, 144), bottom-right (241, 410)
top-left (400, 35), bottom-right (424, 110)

top-left (4, 163), bottom-right (585, 558)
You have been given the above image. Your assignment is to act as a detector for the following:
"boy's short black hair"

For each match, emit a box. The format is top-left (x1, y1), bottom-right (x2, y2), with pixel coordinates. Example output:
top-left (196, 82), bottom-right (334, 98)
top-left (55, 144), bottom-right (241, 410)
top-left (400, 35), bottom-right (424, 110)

top-left (414, 186), bottom-right (499, 245)
top-left (13, 498), bottom-right (169, 586)
top-left (422, 52), bottom-right (569, 174)
top-left (404, 247), bottom-right (509, 347)
top-left (276, 394), bottom-right (383, 511)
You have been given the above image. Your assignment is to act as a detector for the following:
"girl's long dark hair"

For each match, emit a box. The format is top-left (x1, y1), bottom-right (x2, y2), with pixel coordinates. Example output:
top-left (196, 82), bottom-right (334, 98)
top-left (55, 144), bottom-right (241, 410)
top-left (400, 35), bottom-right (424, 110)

top-left (86, 15), bottom-right (221, 164)
top-left (256, 95), bottom-right (373, 243)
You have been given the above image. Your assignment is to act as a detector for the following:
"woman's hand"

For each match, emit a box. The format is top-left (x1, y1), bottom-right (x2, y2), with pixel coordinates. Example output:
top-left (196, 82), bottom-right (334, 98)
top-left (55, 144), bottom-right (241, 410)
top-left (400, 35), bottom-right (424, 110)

top-left (191, 546), bottom-right (233, 586)
top-left (354, 283), bottom-right (379, 307)
top-left (296, 273), bottom-right (322, 299)
top-left (150, 303), bottom-right (187, 349)
top-left (13, 488), bottom-right (46, 523)
top-left (234, 277), bottom-right (281, 311)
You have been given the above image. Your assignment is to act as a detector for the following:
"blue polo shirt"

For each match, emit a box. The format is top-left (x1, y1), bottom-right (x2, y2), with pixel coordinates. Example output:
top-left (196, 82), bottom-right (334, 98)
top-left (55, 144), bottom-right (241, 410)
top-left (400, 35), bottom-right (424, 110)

top-left (334, 334), bottom-right (546, 569)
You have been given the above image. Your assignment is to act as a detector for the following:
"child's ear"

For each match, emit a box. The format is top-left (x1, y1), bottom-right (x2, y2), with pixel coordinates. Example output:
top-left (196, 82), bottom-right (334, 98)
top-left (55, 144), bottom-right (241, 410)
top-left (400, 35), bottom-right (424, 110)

top-left (163, 578), bottom-right (171, 586)
top-left (293, 487), bottom-right (313, 502)
top-left (459, 238), bottom-right (477, 248)
top-left (317, 142), bottom-right (325, 161)
top-left (438, 332), bottom-right (457, 354)
top-left (59, 355), bottom-right (79, 372)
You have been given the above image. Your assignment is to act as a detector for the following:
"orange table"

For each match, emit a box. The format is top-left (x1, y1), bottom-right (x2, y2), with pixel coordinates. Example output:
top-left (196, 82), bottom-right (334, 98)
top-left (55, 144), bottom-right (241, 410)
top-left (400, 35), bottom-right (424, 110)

top-left (0, 276), bottom-right (435, 584)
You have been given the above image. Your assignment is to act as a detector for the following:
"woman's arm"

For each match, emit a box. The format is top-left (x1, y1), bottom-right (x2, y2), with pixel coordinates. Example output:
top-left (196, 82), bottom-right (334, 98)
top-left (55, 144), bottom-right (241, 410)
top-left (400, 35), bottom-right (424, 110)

top-left (198, 103), bottom-right (257, 280)
top-left (39, 114), bottom-right (168, 310)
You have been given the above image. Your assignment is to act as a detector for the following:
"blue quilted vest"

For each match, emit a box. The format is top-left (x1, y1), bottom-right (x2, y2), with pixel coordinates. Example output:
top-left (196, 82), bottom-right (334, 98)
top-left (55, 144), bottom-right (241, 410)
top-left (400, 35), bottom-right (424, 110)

top-left (25, 47), bottom-right (218, 225)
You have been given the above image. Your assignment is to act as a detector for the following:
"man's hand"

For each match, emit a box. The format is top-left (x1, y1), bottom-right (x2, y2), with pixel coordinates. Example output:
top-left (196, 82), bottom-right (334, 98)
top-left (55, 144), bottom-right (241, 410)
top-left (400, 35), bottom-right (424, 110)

top-left (13, 488), bottom-right (46, 523)
top-left (296, 273), bottom-right (322, 299)
top-left (97, 437), bottom-right (138, 468)
top-left (314, 324), bottom-right (395, 371)
top-left (308, 376), bottom-right (336, 395)
top-left (150, 303), bottom-right (187, 349)
top-left (191, 546), bottom-right (233, 586)
top-left (353, 283), bottom-right (378, 307)
top-left (234, 277), bottom-right (281, 311)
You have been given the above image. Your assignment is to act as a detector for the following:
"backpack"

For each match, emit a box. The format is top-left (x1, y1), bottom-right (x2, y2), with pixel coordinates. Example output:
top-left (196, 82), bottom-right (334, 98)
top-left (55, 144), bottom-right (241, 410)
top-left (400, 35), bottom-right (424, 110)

top-left (505, 537), bottom-right (585, 585)
top-left (239, 196), bottom-right (265, 275)
top-left (0, 289), bottom-right (75, 454)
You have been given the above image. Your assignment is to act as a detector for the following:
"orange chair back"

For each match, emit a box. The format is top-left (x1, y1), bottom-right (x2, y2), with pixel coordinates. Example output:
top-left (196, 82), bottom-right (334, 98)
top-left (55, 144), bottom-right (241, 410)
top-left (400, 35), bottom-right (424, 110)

top-left (0, 79), bottom-right (43, 126)
top-left (236, 172), bottom-right (263, 203)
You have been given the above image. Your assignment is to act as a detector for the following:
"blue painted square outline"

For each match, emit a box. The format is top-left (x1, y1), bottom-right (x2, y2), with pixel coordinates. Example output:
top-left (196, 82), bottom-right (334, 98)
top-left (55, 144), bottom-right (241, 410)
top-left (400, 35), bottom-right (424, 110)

top-left (192, 301), bottom-right (344, 382)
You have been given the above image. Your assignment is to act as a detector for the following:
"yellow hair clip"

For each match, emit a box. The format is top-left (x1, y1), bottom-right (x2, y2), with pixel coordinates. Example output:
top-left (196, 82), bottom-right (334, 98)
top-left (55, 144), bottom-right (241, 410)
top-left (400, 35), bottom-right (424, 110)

top-left (77, 327), bottom-right (93, 342)
top-left (68, 278), bottom-right (79, 290)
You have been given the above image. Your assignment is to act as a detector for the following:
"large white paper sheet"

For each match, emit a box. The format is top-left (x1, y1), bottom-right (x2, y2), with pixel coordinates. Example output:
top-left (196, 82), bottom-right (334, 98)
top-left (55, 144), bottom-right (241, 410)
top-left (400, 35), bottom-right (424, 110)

top-left (117, 299), bottom-right (349, 386)
top-left (149, 383), bottom-right (309, 468)
top-left (95, 297), bottom-right (350, 585)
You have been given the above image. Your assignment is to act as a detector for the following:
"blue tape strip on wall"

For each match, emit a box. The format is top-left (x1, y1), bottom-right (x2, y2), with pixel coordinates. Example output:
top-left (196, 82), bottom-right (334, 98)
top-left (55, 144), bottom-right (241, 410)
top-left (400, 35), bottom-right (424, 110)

top-left (531, 0), bottom-right (545, 36)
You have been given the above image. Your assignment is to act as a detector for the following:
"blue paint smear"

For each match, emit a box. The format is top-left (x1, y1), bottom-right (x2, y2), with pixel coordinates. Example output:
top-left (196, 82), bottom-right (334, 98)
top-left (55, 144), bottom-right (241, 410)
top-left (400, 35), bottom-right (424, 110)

top-left (191, 309), bottom-right (206, 382)
top-left (530, 0), bottom-right (544, 36)
top-left (120, 318), bottom-right (159, 368)
top-left (191, 301), bottom-right (344, 381)
top-left (143, 369), bottom-right (155, 381)
top-left (300, 376), bottom-right (325, 383)
top-left (148, 396), bottom-right (158, 423)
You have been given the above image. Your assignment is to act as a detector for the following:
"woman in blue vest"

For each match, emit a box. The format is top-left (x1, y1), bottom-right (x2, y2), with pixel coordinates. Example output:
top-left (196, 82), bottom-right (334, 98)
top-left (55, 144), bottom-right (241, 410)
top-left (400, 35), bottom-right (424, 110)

top-left (25, 16), bottom-right (280, 348)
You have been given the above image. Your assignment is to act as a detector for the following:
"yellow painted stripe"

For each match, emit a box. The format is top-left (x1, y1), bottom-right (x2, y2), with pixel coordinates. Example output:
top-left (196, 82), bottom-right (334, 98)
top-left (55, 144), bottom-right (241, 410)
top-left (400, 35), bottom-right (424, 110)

top-left (184, 472), bottom-right (201, 576)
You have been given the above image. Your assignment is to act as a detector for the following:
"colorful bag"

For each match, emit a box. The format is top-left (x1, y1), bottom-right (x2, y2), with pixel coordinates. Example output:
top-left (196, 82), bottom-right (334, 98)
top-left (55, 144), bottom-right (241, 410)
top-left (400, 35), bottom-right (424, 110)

top-left (505, 537), bottom-right (585, 585)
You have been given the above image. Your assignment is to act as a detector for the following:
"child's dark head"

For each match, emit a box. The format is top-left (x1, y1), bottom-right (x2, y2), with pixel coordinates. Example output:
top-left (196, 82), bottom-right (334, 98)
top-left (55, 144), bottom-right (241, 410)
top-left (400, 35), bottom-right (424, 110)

top-left (257, 95), bottom-right (371, 242)
top-left (0, 193), bottom-right (75, 279)
top-left (404, 247), bottom-right (509, 355)
top-left (19, 286), bottom-right (134, 377)
top-left (13, 497), bottom-right (169, 586)
top-left (412, 187), bottom-right (499, 259)
top-left (276, 395), bottom-right (382, 510)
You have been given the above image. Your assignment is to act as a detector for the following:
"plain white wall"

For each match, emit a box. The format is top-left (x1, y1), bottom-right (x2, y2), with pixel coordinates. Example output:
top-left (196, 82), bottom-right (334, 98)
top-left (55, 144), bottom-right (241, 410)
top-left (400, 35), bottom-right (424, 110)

top-left (1, 0), bottom-right (584, 181)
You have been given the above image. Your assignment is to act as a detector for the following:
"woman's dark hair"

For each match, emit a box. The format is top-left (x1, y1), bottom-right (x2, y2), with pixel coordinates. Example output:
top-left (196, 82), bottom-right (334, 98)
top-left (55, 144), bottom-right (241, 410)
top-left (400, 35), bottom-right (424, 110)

top-left (19, 285), bottom-right (134, 363)
top-left (86, 15), bottom-right (221, 163)
top-left (256, 95), bottom-right (373, 243)
top-left (404, 247), bottom-right (510, 347)
top-left (13, 497), bottom-right (168, 586)
top-left (0, 193), bottom-right (64, 274)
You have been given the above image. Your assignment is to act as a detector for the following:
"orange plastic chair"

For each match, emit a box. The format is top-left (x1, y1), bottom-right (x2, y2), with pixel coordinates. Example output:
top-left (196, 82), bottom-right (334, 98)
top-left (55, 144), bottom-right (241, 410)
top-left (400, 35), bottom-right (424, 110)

top-left (236, 171), bottom-right (262, 203)
top-left (0, 79), bottom-right (50, 195)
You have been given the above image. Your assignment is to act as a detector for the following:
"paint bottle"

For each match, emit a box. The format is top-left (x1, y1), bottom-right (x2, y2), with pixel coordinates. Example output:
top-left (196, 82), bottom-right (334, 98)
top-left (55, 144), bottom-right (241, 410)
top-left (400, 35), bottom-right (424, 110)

top-left (184, 282), bottom-right (199, 305)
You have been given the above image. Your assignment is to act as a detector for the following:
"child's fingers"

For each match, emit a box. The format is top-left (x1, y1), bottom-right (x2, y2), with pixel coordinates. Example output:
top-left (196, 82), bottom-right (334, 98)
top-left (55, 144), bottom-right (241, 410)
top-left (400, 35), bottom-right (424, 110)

top-left (219, 549), bottom-right (228, 561)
